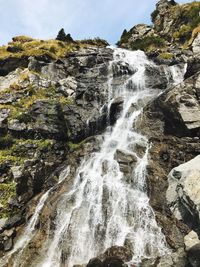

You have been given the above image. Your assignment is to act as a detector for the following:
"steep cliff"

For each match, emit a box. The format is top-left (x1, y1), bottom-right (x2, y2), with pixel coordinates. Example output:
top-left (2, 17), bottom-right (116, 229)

top-left (0, 1), bottom-right (200, 267)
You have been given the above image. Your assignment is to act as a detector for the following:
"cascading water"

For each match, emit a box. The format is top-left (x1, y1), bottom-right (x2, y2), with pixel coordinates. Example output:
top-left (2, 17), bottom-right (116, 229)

top-left (1, 48), bottom-right (185, 267)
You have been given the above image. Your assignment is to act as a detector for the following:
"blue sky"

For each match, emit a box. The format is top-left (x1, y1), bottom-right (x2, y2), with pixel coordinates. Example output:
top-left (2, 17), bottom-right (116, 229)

top-left (0, 0), bottom-right (194, 45)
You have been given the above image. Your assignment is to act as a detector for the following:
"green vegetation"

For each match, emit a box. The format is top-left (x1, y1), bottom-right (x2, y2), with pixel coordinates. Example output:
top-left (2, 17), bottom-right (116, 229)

top-left (151, 9), bottom-right (159, 23)
top-left (0, 148), bottom-right (25, 164)
top-left (0, 182), bottom-right (16, 219)
top-left (0, 84), bottom-right (73, 123)
top-left (119, 1), bottom-right (200, 50)
top-left (59, 95), bottom-right (74, 106)
top-left (79, 37), bottom-right (109, 47)
top-left (0, 138), bottom-right (53, 164)
top-left (130, 35), bottom-right (165, 52)
top-left (173, 24), bottom-right (193, 43)
top-left (68, 141), bottom-right (85, 150)
top-left (171, 2), bottom-right (200, 44)
top-left (12, 36), bottom-right (34, 43)
top-left (0, 35), bottom-right (109, 61)
top-left (0, 135), bottom-right (14, 149)
top-left (158, 52), bottom-right (174, 60)
top-left (117, 29), bottom-right (133, 46)
top-left (189, 25), bottom-right (200, 45)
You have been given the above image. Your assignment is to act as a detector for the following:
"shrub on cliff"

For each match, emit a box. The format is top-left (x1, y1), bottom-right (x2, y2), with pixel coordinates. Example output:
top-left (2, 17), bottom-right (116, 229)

top-left (151, 9), bottom-right (159, 23)
top-left (56, 28), bottom-right (74, 42)
top-left (130, 35), bottom-right (165, 51)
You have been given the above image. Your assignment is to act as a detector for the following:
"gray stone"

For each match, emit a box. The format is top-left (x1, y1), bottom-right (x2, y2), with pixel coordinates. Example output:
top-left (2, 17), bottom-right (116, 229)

top-left (192, 33), bottom-right (200, 55)
top-left (0, 218), bottom-right (7, 230)
top-left (8, 119), bottom-right (27, 132)
top-left (167, 156), bottom-right (200, 232)
top-left (184, 231), bottom-right (200, 251)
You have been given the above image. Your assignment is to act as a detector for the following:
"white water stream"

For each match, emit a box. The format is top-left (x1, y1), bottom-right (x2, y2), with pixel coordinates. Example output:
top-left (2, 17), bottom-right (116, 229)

top-left (0, 48), bottom-right (185, 267)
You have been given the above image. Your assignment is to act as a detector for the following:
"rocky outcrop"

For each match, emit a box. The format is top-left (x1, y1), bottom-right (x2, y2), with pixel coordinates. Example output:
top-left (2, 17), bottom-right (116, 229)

top-left (86, 246), bottom-right (133, 267)
top-left (117, 0), bottom-right (200, 65)
top-left (167, 156), bottom-right (200, 235)
top-left (135, 60), bottom-right (200, 265)
top-left (0, 45), bottom-right (115, 254)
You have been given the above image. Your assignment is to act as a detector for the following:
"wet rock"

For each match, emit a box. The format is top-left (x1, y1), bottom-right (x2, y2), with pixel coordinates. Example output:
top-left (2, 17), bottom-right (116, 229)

top-left (102, 257), bottom-right (124, 267)
top-left (187, 243), bottom-right (200, 267)
top-left (145, 65), bottom-right (173, 90)
top-left (112, 61), bottom-right (136, 77)
top-left (114, 149), bottom-right (137, 174)
top-left (87, 246), bottom-right (132, 267)
top-left (86, 258), bottom-right (103, 267)
top-left (102, 246), bottom-right (132, 262)
top-left (141, 248), bottom-right (187, 267)
top-left (109, 97), bottom-right (124, 124)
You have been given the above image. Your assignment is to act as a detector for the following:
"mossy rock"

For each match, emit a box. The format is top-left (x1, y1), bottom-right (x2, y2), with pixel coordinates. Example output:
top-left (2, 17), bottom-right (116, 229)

top-left (130, 35), bottom-right (166, 52)
top-left (0, 182), bottom-right (16, 219)
top-left (158, 52), bottom-right (174, 60)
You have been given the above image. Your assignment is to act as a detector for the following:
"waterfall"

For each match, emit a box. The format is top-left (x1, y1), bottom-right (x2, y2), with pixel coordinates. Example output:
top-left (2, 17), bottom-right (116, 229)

top-left (1, 48), bottom-right (185, 267)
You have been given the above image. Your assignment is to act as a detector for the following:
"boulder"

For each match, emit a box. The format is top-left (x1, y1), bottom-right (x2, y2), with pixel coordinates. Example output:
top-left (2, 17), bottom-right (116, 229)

top-left (114, 149), bottom-right (138, 174)
top-left (153, 72), bottom-right (200, 136)
top-left (184, 231), bottom-right (200, 251)
top-left (87, 246), bottom-right (132, 267)
top-left (166, 155), bottom-right (200, 234)
top-left (145, 65), bottom-right (173, 90)
top-left (141, 248), bottom-right (187, 267)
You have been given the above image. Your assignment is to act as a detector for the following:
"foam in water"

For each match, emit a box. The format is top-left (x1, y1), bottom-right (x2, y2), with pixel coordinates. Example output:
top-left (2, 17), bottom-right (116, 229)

top-left (38, 48), bottom-right (182, 267)
top-left (1, 48), bottom-right (185, 267)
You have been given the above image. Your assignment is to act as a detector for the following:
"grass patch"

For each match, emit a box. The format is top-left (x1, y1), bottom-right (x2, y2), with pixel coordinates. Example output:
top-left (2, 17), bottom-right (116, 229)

top-left (130, 35), bottom-right (165, 51)
top-left (0, 135), bottom-right (14, 149)
top-left (158, 52), bottom-right (174, 60)
top-left (59, 95), bottom-right (74, 105)
top-left (117, 29), bottom-right (133, 46)
top-left (0, 36), bottom-right (109, 61)
top-left (68, 141), bottom-right (85, 150)
top-left (0, 182), bottom-right (16, 219)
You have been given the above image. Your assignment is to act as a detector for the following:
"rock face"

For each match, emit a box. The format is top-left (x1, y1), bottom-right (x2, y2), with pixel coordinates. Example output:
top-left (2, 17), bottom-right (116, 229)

top-left (192, 32), bottom-right (200, 54)
top-left (86, 246), bottom-right (132, 267)
top-left (117, 0), bottom-right (200, 65)
top-left (0, 1), bottom-right (200, 266)
top-left (135, 55), bottom-right (200, 265)
top-left (0, 45), bottom-right (114, 254)
top-left (167, 156), bottom-right (200, 234)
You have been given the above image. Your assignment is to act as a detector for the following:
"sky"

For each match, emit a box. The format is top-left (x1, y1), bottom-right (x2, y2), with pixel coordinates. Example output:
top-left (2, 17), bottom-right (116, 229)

top-left (0, 0), bottom-right (195, 46)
